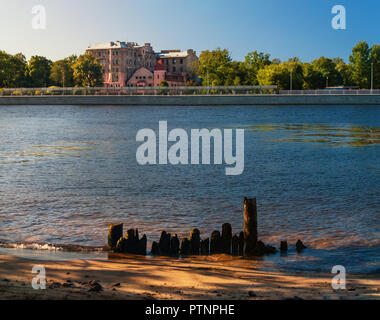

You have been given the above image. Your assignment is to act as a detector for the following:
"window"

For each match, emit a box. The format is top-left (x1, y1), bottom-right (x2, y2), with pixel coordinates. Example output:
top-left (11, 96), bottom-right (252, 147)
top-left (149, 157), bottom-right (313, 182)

top-left (180, 59), bottom-right (183, 64)
top-left (173, 67), bottom-right (176, 72)
top-left (173, 59), bottom-right (176, 64)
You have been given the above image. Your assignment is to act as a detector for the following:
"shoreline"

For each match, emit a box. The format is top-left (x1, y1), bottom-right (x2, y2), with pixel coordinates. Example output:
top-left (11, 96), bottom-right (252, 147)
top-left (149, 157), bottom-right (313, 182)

top-left (1, 253), bottom-right (379, 300)
top-left (2, 94), bottom-right (380, 106)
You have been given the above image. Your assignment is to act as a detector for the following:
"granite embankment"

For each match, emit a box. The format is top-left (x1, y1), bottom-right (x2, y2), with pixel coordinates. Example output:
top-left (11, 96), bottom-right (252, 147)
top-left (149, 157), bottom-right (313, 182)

top-left (1, 94), bottom-right (380, 105)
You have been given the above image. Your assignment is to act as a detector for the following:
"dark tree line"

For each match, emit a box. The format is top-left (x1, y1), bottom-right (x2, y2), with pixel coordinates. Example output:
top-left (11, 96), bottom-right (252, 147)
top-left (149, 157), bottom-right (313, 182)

top-left (1, 41), bottom-right (379, 89)
top-left (195, 41), bottom-right (380, 90)
top-left (0, 52), bottom-right (103, 88)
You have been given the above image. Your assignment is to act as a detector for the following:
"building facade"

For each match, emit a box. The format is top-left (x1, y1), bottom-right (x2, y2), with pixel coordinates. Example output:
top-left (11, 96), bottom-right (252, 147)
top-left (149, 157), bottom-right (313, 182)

top-left (126, 67), bottom-right (154, 87)
top-left (153, 60), bottom-right (187, 87)
top-left (86, 41), bottom-right (197, 87)
top-left (86, 41), bottom-right (156, 87)
top-left (156, 49), bottom-right (197, 76)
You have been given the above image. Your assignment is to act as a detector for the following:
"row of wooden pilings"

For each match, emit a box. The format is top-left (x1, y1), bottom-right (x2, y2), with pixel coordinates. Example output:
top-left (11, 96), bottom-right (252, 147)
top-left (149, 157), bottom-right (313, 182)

top-left (108, 198), bottom-right (281, 257)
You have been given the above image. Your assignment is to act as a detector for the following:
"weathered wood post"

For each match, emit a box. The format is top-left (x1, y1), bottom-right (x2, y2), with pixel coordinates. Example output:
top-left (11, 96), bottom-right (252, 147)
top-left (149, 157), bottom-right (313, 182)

top-left (180, 238), bottom-right (191, 255)
top-left (221, 223), bottom-right (232, 254)
top-left (190, 229), bottom-right (201, 255)
top-left (243, 197), bottom-right (258, 256)
top-left (159, 231), bottom-right (171, 255)
top-left (210, 230), bottom-right (222, 254)
top-left (151, 241), bottom-right (160, 255)
top-left (170, 234), bottom-right (180, 256)
top-left (138, 234), bottom-right (147, 255)
top-left (108, 223), bottom-right (123, 250)
top-left (238, 231), bottom-right (244, 256)
top-left (231, 234), bottom-right (239, 256)
top-left (201, 238), bottom-right (210, 255)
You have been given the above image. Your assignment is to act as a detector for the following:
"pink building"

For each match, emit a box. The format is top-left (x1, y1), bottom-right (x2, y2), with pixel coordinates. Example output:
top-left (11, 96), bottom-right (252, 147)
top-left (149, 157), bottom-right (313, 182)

top-left (86, 41), bottom-right (156, 87)
top-left (154, 60), bottom-right (187, 87)
top-left (126, 67), bottom-right (154, 87)
top-left (86, 41), bottom-right (198, 88)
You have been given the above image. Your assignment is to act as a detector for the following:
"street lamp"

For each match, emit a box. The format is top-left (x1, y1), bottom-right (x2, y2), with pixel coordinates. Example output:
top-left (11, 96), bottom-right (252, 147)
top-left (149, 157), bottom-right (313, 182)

top-left (290, 70), bottom-right (293, 91)
top-left (371, 62), bottom-right (374, 91)
top-left (326, 76), bottom-right (329, 88)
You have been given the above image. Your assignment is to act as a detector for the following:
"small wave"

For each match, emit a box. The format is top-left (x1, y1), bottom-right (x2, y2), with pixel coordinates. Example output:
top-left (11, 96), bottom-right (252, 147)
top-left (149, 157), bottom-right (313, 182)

top-left (0, 241), bottom-right (107, 253)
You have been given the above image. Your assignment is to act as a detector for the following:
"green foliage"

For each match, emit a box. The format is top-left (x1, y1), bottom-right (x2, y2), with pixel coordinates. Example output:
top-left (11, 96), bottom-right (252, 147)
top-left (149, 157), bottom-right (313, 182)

top-left (0, 51), bottom-right (28, 87)
top-left (50, 56), bottom-right (77, 87)
top-left (257, 61), bottom-right (304, 90)
top-left (243, 51), bottom-right (271, 85)
top-left (349, 41), bottom-right (370, 89)
top-left (72, 53), bottom-right (103, 87)
top-left (1, 41), bottom-right (380, 90)
top-left (26, 55), bottom-right (52, 87)
top-left (370, 44), bottom-right (380, 89)
top-left (197, 48), bottom-right (241, 86)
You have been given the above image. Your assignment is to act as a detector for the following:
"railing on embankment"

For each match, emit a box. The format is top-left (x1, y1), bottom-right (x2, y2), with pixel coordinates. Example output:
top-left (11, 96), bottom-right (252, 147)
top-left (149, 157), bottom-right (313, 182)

top-left (2, 86), bottom-right (380, 105)
top-left (0, 86), bottom-right (278, 96)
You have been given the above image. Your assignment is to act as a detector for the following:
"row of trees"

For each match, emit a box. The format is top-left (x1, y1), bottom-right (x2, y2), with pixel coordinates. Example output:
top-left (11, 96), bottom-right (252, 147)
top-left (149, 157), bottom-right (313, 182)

top-left (196, 41), bottom-right (380, 90)
top-left (0, 52), bottom-right (103, 88)
top-left (1, 41), bottom-right (379, 89)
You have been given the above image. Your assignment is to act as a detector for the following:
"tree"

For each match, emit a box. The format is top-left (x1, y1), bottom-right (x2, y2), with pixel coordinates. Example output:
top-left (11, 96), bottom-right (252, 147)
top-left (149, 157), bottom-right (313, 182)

top-left (369, 44), bottom-right (380, 89)
top-left (349, 41), bottom-right (370, 88)
top-left (243, 51), bottom-right (271, 85)
top-left (26, 55), bottom-right (52, 87)
top-left (72, 53), bottom-right (103, 87)
top-left (197, 48), bottom-right (238, 86)
top-left (0, 51), bottom-right (27, 87)
top-left (257, 61), bottom-right (303, 90)
top-left (303, 63), bottom-right (323, 89)
top-left (50, 57), bottom-right (76, 87)
top-left (311, 57), bottom-right (342, 88)
top-left (334, 57), bottom-right (354, 87)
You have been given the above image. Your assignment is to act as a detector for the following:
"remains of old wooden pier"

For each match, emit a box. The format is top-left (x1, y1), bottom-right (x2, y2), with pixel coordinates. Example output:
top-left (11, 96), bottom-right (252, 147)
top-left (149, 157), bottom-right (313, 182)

top-left (108, 198), bottom-right (304, 257)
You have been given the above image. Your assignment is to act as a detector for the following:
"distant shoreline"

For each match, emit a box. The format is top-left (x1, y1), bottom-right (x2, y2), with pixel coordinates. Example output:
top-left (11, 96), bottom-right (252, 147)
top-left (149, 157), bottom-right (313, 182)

top-left (2, 94), bottom-right (380, 106)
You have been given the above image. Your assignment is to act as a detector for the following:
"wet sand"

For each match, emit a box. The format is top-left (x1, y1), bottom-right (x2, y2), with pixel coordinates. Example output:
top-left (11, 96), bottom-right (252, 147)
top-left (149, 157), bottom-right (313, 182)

top-left (0, 253), bottom-right (379, 300)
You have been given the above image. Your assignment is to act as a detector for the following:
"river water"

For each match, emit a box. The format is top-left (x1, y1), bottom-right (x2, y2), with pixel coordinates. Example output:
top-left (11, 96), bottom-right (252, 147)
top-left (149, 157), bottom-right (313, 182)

top-left (0, 105), bottom-right (379, 274)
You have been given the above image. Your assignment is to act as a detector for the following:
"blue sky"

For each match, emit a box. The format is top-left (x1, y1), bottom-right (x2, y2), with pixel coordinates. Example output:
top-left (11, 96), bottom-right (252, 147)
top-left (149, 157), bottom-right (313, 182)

top-left (0, 0), bottom-right (379, 62)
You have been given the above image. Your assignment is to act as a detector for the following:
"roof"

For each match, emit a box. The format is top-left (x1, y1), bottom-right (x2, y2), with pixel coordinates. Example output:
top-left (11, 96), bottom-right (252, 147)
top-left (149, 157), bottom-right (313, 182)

top-left (154, 60), bottom-right (166, 71)
top-left (87, 41), bottom-right (131, 50)
top-left (157, 50), bottom-right (190, 59)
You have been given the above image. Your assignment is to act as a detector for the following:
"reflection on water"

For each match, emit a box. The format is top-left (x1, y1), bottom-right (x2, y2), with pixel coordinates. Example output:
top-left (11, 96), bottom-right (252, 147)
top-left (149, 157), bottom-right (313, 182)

top-left (243, 123), bottom-right (380, 147)
top-left (0, 105), bottom-right (379, 273)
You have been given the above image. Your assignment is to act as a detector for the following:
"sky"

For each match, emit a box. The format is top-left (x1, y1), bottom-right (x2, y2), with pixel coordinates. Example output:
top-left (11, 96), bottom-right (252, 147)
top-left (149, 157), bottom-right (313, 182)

top-left (0, 0), bottom-right (379, 63)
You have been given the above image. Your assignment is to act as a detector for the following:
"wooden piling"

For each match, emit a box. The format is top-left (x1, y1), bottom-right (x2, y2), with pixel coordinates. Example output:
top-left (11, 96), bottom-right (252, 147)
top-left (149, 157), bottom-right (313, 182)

top-left (151, 241), bottom-right (160, 255)
top-left (159, 231), bottom-right (171, 255)
top-left (243, 197), bottom-right (258, 256)
top-left (170, 234), bottom-right (180, 256)
top-left (221, 223), bottom-right (232, 254)
top-left (189, 229), bottom-right (201, 255)
top-left (201, 238), bottom-right (210, 255)
top-left (231, 234), bottom-right (239, 256)
top-left (138, 234), bottom-right (147, 255)
top-left (180, 238), bottom-right (191, 255)
top-left (210, 230), bottom-right (222, 254)
top-left (108, 223), bottom-right (123, 250)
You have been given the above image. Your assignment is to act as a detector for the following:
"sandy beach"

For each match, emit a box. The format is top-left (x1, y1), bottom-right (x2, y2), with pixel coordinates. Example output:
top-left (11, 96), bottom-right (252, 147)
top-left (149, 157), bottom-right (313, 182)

top-left (0, 253), bottom-right (379, 300)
